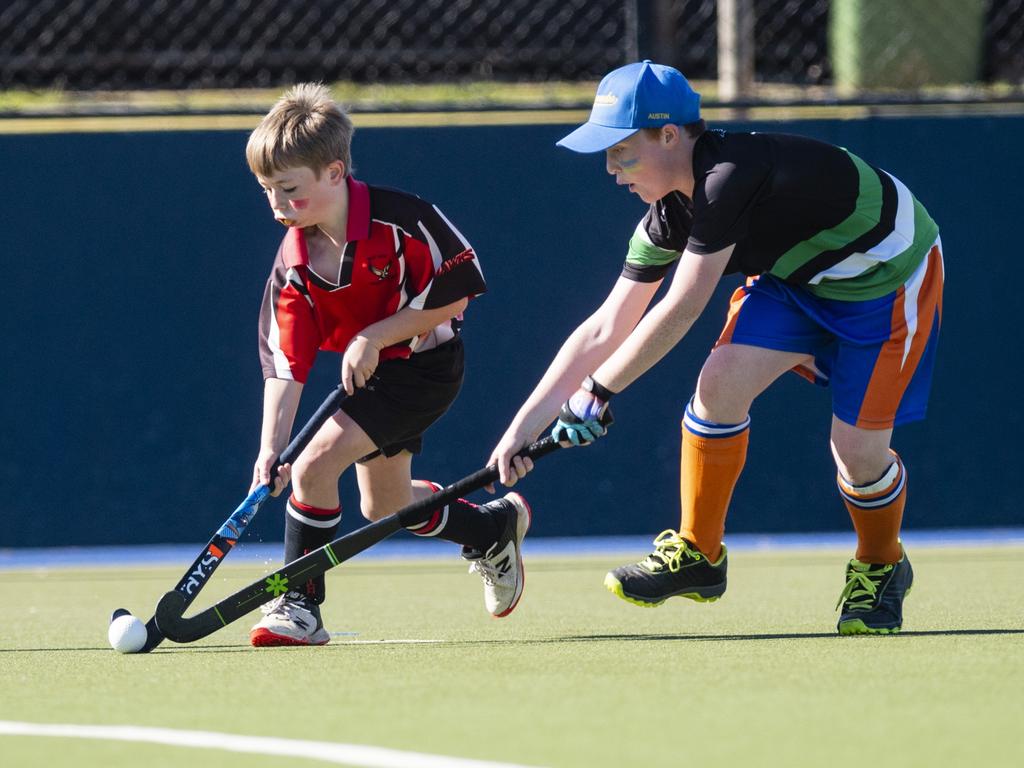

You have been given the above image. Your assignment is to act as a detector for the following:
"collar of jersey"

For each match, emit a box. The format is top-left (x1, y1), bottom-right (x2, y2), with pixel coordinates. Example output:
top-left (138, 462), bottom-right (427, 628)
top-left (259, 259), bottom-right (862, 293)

top-left (345, 176), bottom-right (371, 242)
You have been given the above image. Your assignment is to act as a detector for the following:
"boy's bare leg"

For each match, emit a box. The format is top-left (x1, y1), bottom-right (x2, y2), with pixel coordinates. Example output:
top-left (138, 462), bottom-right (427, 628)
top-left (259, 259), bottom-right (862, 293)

top-left (692, 343), bottom-right (813, 423)
top-left (290, 410), bottom-right (378, 508)
top-left (830, 418), bottom-right (895, 486)
top-left (353, 451), bottom-right (422, 520)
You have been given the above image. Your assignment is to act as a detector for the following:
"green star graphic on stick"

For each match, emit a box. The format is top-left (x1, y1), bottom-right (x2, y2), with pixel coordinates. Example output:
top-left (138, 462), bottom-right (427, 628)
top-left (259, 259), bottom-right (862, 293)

top-left (264, 574), bottom-right (289, 596)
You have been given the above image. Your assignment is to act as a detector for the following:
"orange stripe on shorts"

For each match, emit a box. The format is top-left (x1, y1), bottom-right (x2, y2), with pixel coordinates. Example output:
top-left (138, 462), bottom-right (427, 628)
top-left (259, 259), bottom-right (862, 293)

top-left (715, 280), bottom-right (754, 348)
top-left (857, 244), bottom-right (943, 429)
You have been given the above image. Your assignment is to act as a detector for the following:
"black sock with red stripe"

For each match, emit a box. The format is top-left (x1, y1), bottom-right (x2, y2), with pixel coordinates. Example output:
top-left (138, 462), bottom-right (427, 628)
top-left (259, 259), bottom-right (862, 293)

top-left (284, 496), bottom-right (342, 604)
top-left (406, 482), bottom-right (504, 550)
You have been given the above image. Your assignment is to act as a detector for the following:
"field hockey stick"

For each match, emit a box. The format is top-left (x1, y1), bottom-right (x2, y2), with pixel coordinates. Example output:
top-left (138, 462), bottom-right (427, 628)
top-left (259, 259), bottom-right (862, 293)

top-left (117, 383), bottom-right (347, 653)
top-left (154, 436), bottom-right (562, 644)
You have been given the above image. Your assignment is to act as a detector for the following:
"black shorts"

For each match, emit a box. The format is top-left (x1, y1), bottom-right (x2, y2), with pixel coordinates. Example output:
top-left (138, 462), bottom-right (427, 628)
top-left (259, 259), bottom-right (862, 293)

top-left (341, 338), bottom-right (465, 461)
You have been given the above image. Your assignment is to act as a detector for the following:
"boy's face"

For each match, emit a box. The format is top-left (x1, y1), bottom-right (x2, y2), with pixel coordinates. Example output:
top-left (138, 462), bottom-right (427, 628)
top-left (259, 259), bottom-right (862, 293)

top-left (256, 162), bottom-right (345, 228)
top-left (604, 129), bottom-right (677, 204)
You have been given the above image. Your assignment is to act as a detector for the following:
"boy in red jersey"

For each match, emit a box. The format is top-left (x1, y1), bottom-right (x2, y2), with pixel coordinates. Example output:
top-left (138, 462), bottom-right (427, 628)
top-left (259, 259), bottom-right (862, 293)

top-left (245, 84), bottom-right (530, 646)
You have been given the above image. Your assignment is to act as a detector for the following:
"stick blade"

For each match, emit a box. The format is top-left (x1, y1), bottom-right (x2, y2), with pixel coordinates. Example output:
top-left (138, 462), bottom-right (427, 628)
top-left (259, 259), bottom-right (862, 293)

top-left (154, 591), bottom-right (188, 639)
top-left (110, 607), bottom-right (132, 622)
top-left (138, 616), bottom-right (164, 653)
top-left (155, 590), bottom-right (222, 643)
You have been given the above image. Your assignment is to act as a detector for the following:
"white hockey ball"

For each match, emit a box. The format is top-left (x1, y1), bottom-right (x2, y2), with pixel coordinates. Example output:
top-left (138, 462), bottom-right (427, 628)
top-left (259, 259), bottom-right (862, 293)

top-left (108, 612), bottom-right (147, 653)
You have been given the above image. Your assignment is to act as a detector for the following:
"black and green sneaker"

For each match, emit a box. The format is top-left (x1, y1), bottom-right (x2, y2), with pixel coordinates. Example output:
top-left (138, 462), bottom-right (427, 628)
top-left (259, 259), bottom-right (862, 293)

top-left (604, 530), bottom-right (727, 607)
top-left (836, 547), bottom-right (913, 635)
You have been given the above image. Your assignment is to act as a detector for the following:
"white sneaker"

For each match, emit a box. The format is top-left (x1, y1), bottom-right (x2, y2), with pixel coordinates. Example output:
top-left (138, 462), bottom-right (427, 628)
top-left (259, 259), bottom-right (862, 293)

top-left (465, 492), bottom-right (531, 617)
top-left (249, 591), bottom-right (330, 647)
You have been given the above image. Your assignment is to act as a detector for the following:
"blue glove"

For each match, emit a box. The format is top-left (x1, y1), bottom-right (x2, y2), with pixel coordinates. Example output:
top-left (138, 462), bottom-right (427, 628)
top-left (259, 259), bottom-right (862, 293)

top-left (551, 376), bottom-right (615, 446)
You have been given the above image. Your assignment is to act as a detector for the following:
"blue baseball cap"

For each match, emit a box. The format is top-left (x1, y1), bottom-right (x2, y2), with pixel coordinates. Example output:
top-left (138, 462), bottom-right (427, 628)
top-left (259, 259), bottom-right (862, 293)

top-left (557, 60), bottom-right (701, 153)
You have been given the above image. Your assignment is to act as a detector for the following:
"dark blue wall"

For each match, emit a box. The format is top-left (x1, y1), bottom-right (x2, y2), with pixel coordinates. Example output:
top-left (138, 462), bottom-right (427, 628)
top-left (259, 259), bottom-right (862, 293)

top-left (2, 114), bottom-right (1020, 547)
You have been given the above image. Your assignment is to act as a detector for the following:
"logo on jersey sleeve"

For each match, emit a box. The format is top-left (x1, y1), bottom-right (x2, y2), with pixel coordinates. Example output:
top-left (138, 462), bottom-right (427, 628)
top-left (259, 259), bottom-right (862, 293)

top-left (437, 248), bottom-right (477, 276)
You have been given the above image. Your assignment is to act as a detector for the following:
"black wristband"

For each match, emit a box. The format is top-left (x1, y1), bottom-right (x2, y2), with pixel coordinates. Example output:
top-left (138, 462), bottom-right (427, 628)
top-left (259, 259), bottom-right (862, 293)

top-left (582, 375), bottom-right (616, 401)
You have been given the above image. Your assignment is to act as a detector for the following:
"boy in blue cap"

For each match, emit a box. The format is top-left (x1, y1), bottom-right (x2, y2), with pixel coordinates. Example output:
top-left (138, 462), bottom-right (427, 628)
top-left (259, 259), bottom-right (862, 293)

top-left (488, 61), bottom-right (943, 634)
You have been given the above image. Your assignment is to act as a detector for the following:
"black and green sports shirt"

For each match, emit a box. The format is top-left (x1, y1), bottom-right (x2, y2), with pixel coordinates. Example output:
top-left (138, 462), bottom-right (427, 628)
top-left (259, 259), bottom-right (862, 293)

top-left (624, 129), bottom-right (939, 301)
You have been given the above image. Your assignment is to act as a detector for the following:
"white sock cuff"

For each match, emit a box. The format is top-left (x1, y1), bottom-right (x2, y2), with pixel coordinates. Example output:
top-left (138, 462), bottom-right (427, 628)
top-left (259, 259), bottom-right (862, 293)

top-left (286, 500), bottom-right (342, 529)
top-left (838, 456), bottom-right (905, 508)
top-left (682, 397), bottom-right (750, 438)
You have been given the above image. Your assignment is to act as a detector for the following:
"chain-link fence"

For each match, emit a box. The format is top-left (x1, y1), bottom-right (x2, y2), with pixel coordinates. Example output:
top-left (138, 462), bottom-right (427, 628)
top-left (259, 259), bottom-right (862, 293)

top-left (987, 0), bottom-right (1024, 82)
top-left (644, 0), bottom-right (829, 85)
top-left (0, 0), bottom-right (630, 89)
top-left (1, 0), bottom-right (1022, 98)
top-left (648, 0), bottom-right (1024, 90)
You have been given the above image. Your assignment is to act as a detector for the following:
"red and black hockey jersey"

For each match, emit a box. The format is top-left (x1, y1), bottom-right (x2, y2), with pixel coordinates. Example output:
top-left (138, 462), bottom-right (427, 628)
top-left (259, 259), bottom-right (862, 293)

top-left (259, 176), bottom-right (486, 382)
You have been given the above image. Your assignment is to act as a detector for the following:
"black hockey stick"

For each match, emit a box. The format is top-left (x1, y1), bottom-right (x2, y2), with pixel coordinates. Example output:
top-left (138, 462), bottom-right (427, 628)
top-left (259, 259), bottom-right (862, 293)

top-left (119, 383), bottom-right (347, 653)
top-left (155, 436), bottom-right (562, 644)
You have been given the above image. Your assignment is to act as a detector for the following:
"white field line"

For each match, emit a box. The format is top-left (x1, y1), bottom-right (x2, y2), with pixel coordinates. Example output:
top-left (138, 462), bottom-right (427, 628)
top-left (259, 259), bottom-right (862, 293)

top-left (0, 721), bottom-right (545, 768)
top-left (332, 637), bottom-right (446, 644)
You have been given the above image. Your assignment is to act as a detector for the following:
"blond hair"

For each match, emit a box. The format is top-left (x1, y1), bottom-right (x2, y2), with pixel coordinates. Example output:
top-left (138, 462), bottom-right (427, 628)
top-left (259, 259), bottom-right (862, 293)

top-left (246, 83), bottom-right (354, 178)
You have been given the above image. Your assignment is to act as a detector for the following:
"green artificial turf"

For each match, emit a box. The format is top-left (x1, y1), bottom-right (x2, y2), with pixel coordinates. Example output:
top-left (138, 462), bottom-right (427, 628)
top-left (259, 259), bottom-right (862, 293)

top-left (2, 545), bottom-right (1022, 767)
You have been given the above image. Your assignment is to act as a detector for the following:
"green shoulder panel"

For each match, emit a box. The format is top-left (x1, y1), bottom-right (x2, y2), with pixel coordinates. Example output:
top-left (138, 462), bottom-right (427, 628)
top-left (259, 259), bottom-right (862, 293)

top-left (626, 222), bottom-right (681, 267)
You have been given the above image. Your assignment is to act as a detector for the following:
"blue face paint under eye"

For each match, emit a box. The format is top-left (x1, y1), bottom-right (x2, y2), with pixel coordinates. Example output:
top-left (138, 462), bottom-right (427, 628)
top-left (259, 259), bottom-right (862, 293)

top-left (619, 156), bottom-right (640, 169)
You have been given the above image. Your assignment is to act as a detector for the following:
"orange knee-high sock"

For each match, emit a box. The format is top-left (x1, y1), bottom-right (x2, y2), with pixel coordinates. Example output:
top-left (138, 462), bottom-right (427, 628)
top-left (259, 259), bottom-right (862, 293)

top-left (678, 402), bottom-right (750, 562)
top-left (838, 451), bottom-right (906, 564)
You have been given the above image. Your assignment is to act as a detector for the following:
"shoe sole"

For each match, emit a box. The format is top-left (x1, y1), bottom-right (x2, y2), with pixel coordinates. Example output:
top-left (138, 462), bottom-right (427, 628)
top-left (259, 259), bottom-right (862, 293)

top-left (836, 619), bottom-right (901, 635)
top-left (249, 628), bottom-right (330, 647)
top-left (492, 492), bottom-right (531, 618)
top-left (603, 573), bottom-right (724, 607)
top-left (836, 584), bottom-right (912, 635)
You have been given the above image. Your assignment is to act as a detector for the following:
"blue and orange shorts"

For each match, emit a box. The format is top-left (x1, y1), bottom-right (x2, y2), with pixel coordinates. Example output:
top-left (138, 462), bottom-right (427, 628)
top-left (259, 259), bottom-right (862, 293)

top-left (717, 239), bottom-right (944, 429)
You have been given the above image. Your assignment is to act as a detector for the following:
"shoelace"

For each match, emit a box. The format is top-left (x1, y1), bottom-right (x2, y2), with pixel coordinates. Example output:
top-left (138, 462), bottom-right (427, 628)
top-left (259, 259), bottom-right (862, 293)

top-left (641, 530), bottom-right (702, 573)
top-left (468, 559), bottom-right (500, 585)
top-left (260, 592), bottom-right (307, 618)
top-left (835, 564), bottom-right (892, 611)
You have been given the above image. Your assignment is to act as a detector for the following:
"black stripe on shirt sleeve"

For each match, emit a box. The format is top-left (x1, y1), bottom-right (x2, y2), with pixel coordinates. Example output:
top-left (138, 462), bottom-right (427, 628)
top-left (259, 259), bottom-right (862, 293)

top-left (621, 261), bottom-right (671, 283)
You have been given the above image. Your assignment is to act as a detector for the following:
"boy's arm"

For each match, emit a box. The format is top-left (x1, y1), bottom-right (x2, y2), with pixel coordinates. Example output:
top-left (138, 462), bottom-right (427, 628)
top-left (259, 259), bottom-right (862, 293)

top-left (488, 275), bottom-right (662, 487)
top-left (252, 377), bottom-right (304, 495)
top-left (545, 246), bottom-right (734, 455)
top-left (593, 245), bottom-right (734, 392)
top-left (340, 297), bottom-right (469, 394)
